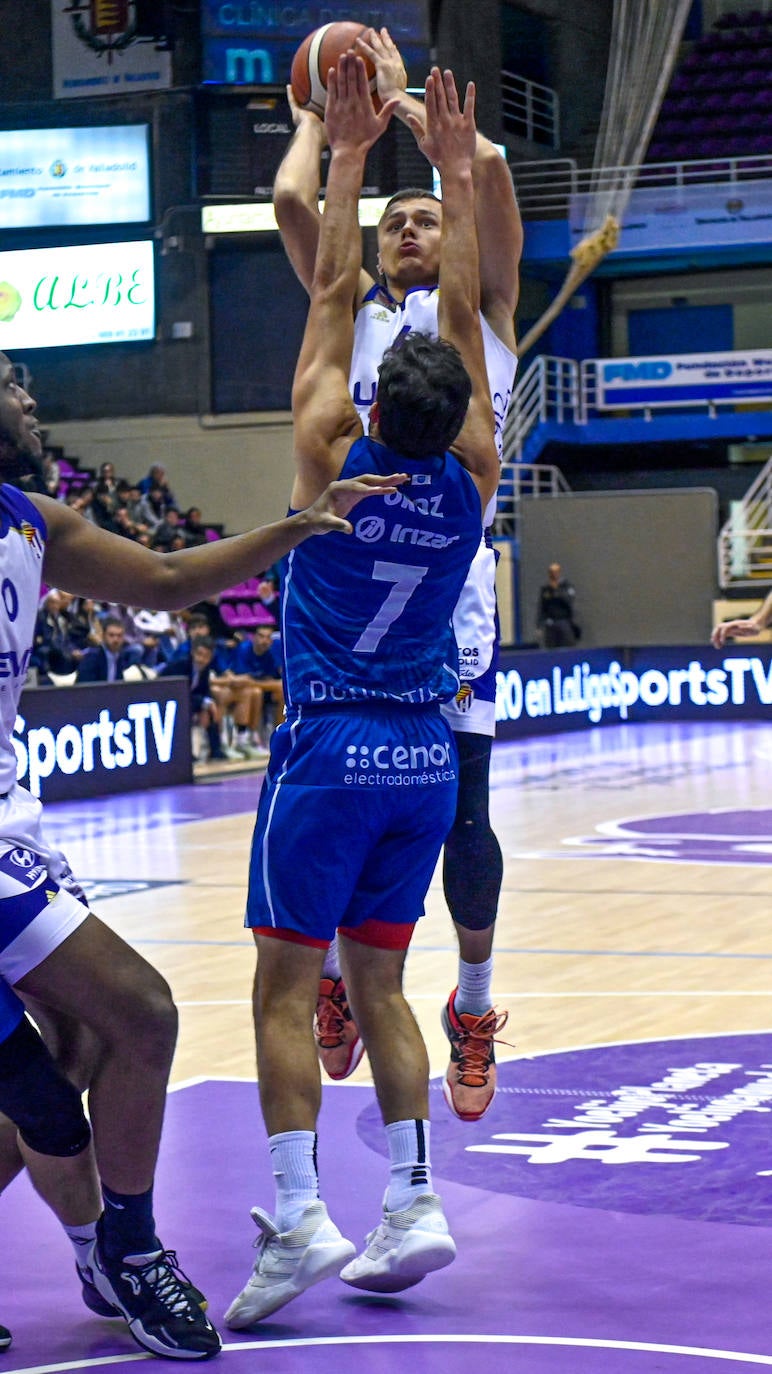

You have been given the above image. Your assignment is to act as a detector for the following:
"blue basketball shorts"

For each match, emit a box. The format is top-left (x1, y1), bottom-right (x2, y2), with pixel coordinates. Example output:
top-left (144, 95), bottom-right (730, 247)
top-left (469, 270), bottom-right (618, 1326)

top-left (0, 784), bottom-right (90, 991)
top-left (245, 705), bottom-right (459, 946)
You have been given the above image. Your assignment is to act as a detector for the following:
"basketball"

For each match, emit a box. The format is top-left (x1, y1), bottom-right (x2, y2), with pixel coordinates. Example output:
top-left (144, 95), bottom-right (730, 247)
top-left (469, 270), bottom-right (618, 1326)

top-left (290, 21), bottom-right (379, 117)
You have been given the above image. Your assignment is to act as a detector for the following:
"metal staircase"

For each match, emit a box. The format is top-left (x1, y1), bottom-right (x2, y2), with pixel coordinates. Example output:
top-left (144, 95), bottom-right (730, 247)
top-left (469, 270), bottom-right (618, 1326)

top-left (718, 457), bottom-right (772, 589)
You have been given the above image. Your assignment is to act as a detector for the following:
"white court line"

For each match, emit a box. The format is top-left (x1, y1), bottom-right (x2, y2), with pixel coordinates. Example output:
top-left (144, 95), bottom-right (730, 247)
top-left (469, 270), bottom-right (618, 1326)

top-left (9, 1332), bottom-right (772, 1372)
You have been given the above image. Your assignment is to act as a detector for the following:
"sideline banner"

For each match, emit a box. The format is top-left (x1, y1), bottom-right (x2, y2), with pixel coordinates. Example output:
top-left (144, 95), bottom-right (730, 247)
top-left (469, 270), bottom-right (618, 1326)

top-left (16, 678), bottom-right (191, 802)
top-left (200, 0), bottom-right (428, 86)
top-left (495, 645), bottom-right (772, 740)
top-left (594, 349), bottom-right (772, 409)
top-left (51, 1), bottom-right (171, 98)
top-left (570, 179), bottom-right (772, 254)
top-left (0, 240), bottom-right (155, 350)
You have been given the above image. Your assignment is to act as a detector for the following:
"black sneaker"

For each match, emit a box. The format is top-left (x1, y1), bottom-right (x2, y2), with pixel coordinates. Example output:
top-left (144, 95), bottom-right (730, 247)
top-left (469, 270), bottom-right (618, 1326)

top-left (78, 1257), bottom-right (121, 1316)
top-left (0, 1323), bottom-right (10, 1350)
top-left (78, 1254), bottom-right (209, 1318)
top-left (91, 1242), bottom-right (221, 1360)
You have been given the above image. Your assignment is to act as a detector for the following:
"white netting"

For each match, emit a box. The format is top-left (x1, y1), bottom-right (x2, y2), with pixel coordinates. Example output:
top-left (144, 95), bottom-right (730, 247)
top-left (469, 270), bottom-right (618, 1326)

top-left (517, 0), bottom-right (694, 358)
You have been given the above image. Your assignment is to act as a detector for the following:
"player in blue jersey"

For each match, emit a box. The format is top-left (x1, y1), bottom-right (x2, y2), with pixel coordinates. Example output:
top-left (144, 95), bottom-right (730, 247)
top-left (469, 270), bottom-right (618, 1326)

top-left (224, 59), bottom-right (499, 1330)
top-left (274, 25), bottom-right (520, 1122)
top-left (0, 349), bottom-right (400, 1360)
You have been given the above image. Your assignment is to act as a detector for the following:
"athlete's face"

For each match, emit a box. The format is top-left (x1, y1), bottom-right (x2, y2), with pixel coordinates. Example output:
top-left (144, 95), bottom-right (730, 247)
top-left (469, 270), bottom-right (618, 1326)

top-left (0, 354), bottom-right (43, 478)
top-left (376, 198), bottom-right (442, 294)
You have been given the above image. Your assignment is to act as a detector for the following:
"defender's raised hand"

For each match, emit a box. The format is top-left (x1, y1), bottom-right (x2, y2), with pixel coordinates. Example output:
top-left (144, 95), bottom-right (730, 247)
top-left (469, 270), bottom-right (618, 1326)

top-left (407, 67), bottom-right (477, 173)
top-left (325, 52), bottom-right (398, 157)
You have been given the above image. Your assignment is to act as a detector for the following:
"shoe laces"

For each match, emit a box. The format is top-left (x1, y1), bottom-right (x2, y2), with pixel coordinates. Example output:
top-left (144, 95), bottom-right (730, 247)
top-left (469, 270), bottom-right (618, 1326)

top-left (454, 1007), bottom-right (510, 1084)
top-left (137, 1251), bottom-right (198, 1319)
top-left (316, 981), bottom-right (349, 1047)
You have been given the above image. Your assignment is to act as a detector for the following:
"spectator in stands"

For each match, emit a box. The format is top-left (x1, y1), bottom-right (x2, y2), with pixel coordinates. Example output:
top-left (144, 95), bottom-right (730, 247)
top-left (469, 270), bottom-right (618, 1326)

top-left (137, 464), bottom-right (176, 509)
top-left (41, 449), bottom-right (61, 498)
top-left (183, 506), bottom-right (208, 547)
top-left (254, 575), bottom-right (280, 624)
top-left (64, 488), bottom-right (96, 523)
top-left (136, 484), bottom-right (166, 534)
top-left (537, 562), bottom-right (581, 648)
top-left (186, 594), bottom-right (234, 643)
top-left (76, 615), bottom-right (139, 683)
top-left (31, 589), bottom-right (80, 684)
top-left (164, 611), bottom-right (232, 673)
top-left (132, 608), bottom-right (183, 666)
top-left (231, 624), bottom-right (284, 742)
top-left (123, 484), bottom-right (151, 538)
top-left (159, 636), bottom-right (226, 761)
top-left (91, 472), bottom-right (123, 534)
top-left (151, 507), bottom-right (184, 552)
top-left (65, 597), bottom-right (103, 656)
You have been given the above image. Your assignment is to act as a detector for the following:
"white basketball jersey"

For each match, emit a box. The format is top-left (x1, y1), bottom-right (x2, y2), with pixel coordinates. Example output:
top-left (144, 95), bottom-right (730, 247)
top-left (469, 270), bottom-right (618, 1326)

top-left (349, 284), bottom-right (517, 526)
top-left (0, 486), bottom-right (47, 793)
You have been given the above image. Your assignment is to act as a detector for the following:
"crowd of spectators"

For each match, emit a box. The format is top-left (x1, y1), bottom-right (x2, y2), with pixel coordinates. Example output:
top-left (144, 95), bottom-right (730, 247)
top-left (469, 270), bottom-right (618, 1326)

top-left (28, 454), bottom-right (283, 762)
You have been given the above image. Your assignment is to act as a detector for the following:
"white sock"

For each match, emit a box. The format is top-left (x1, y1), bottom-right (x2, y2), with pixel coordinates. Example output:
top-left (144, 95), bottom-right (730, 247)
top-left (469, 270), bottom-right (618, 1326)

top-left (321, 934), bottom-right (341, 982)
top-left (455, 956), bottom-right (494, 1016)
top-left (384, 1119), bottom-right (432, 1212)
top-left (269, 1130), bottom-right (319, 1231)
top-left (64, 1219), bottom-right (98, 1264)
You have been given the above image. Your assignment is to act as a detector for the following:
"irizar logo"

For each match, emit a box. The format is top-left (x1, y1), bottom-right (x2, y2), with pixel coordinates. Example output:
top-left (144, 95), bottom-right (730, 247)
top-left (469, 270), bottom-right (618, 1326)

top-left (13, 701), bottom-right (178, 798)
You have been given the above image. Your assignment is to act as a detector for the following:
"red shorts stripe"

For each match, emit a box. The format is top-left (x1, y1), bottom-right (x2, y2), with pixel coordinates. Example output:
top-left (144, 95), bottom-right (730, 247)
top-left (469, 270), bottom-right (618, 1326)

top-left (251, 926), bottom-right (329, 950)
top-left (338, 918), bottom-right (416, 951)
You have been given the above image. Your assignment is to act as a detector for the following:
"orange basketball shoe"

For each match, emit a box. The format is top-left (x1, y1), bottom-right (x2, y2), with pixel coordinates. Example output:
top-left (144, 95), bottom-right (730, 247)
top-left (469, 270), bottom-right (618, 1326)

top-left (441, 989), bottom-right (509, 1122)
top-left (314, 978), bottom-right (366, 1080)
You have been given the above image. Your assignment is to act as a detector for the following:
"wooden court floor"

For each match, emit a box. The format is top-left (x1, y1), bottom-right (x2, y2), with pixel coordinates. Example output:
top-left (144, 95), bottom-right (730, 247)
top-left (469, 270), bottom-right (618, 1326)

top-left (45, 715), bottom-right (772, 1087)
top-left (8, 716), bottom-right (772, 1373)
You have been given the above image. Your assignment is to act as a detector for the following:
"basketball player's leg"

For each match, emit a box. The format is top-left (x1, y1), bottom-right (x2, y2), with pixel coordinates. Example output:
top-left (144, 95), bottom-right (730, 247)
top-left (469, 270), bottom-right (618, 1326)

top-left (226, 728), bottom-right (368, 1329)
top-left (0, 982), bottom-right (104, 1319)
top-left (0, 831), bottom-right (219, 1357)
top-left (16, 915), bottom-right (177, 1194)
top-left (251, 932), bottom-right (326, 1135)
top-left (331, 757), bottom-right (458, 1296)
top-left (333, 935), bottom-right (456, 1294)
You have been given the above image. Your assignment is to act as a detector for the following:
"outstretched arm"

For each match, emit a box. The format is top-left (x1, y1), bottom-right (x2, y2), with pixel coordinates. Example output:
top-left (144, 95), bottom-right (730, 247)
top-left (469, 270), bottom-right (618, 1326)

top-left (273, 90), bottom-right (372, 304)
top-left (360, 26), bottom-right (522, 342)
top-left (291, 55), bottom-right (398, 507)
top-left (36, 473), bottom-right (407, 609)
top-left (405, 69), bottom-right (498, 510)
top-left (273, 97), bottom-right (326, 294)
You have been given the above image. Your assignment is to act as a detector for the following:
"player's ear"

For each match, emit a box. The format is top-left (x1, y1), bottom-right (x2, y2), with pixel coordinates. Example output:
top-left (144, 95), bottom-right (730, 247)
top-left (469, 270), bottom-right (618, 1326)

top-left (368, 400), bottom-right (380, 433)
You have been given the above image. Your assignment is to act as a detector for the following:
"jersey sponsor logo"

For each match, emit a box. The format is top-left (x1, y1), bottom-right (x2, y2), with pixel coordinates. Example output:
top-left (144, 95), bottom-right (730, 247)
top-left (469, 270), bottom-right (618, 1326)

top-left (8, 847), bottom-right (35, 868)
top-left (390, 524), bottom-right (459, 549)
top-left (354, 515), bottom-right (386, 543)
top-left (17, 521), bottom-right (43, 558)
top-left (0, 647), bottom-right (32, 681)
top-left (454, 683), bottom-right (474, 709)
top-left (0, 847), bottom-right (46, 887)
top-left (343, 737), bottom-right (455, 787)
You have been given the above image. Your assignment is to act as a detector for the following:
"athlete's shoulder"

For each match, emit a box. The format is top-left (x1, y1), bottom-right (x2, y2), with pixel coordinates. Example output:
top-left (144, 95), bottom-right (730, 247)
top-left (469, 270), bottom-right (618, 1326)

top-left (0, 484), bottom-right (47, 543)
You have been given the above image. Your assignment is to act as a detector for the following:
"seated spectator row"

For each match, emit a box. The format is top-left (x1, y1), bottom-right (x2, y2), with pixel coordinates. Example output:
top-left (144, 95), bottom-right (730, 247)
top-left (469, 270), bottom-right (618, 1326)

top-left (29, 588), bottom-right (284, 763)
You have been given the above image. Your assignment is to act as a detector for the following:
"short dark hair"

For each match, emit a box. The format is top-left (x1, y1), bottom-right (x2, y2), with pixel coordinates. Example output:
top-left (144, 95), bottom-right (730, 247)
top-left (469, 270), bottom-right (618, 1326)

top-left (378, 189), bottom-right (441, 226)
top-left (376, 332), bottom-right (471, 460)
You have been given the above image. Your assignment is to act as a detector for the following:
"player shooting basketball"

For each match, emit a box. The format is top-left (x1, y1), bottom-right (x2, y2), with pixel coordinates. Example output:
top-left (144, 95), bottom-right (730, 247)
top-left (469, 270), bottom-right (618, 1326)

top-left (275, 24), bottom-right (521, 1122)
top-left (225, 57), bottom-right (499, 1330)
